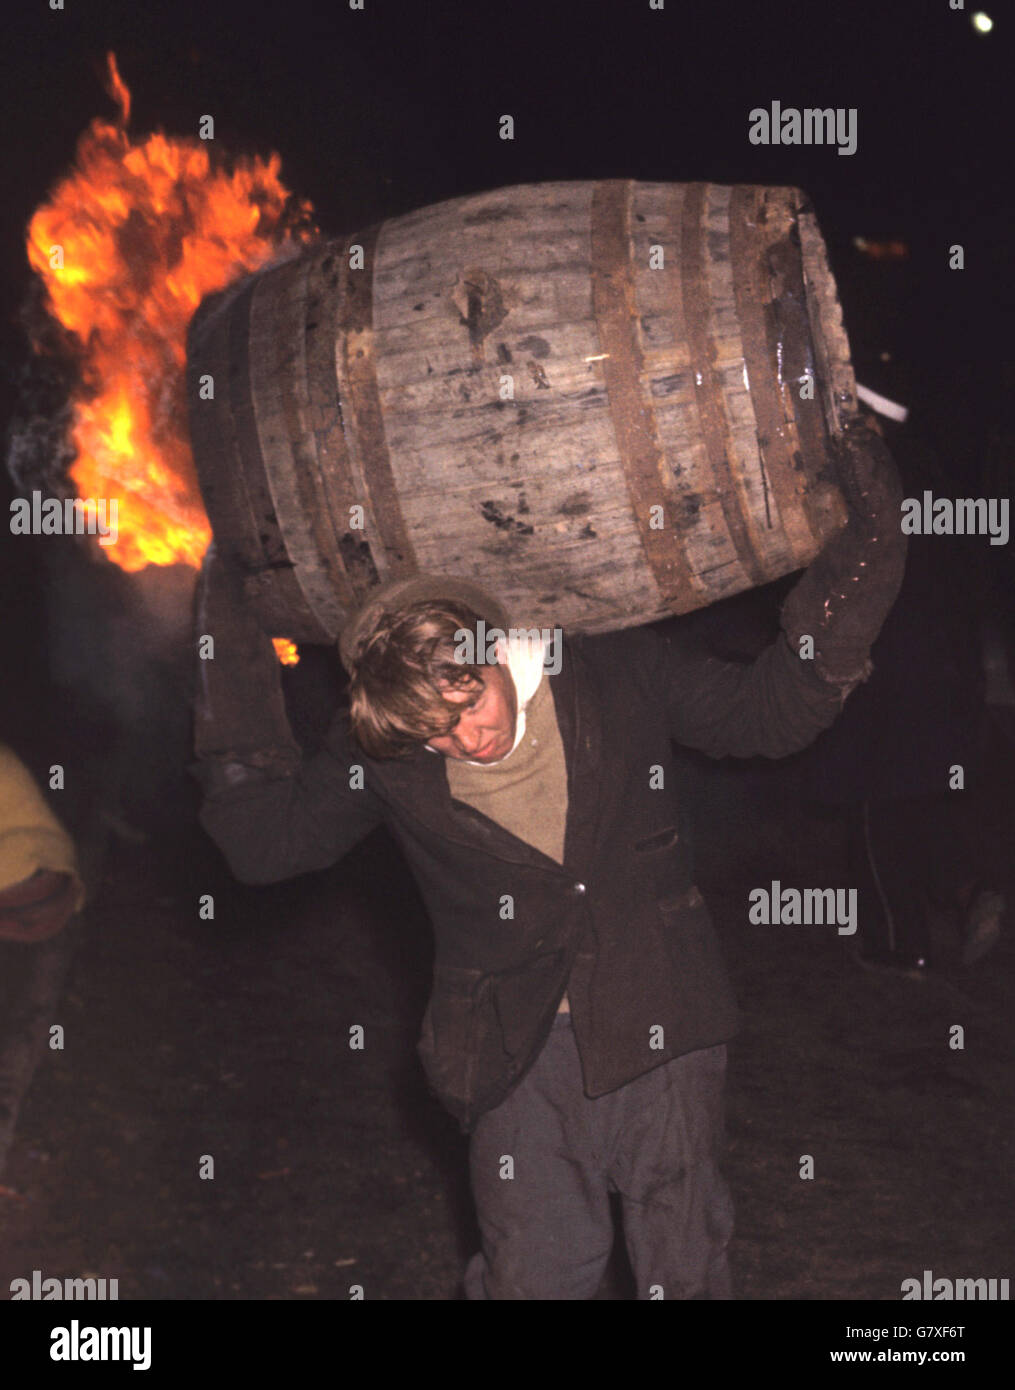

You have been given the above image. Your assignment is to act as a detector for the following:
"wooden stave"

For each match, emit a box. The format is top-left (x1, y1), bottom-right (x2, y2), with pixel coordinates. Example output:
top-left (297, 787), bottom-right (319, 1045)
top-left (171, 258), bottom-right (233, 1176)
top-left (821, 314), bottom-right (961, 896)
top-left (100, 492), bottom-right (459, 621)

top-left (187, 180), bottom-right (854, 642)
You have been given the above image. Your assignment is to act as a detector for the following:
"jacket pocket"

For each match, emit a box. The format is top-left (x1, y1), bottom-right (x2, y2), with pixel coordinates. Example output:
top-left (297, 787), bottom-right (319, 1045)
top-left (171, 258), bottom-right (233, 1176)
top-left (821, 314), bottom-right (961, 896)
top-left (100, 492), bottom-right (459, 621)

top-left (634, 825), bottom-right (682, 854)
top-left (489, 948), bottom-right (566, 1058)
top-left (657, 887), bottom-right (740, 1045)
top-left (635, 824), bottom-right (693, 903)
top-left (417, 964), bottom-right (486, 1109)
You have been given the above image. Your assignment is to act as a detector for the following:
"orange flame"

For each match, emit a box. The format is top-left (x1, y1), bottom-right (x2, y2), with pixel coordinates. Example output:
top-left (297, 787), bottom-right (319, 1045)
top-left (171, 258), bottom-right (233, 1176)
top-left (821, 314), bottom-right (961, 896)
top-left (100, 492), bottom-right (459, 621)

top-left (25, 52), bottom-right (310, 659)
top-left (105, 51), bottom-right (131, 127)
top-left (272, 638), bottom-right (300, 667)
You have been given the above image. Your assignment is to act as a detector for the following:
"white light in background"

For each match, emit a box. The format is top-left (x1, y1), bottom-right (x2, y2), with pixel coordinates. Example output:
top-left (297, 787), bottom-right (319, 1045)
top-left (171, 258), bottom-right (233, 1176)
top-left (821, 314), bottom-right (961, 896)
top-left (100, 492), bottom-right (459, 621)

top-left (972, 12), bottom-right (993, 33)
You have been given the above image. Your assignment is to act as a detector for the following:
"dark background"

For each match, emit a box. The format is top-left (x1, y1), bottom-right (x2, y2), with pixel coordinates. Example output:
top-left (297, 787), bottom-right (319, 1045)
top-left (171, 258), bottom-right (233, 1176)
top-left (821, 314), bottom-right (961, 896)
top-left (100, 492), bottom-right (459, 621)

top-left (0, 0), bottom-right (1012, 1312)
top-left (3, 0), bottom-right (1010, 441)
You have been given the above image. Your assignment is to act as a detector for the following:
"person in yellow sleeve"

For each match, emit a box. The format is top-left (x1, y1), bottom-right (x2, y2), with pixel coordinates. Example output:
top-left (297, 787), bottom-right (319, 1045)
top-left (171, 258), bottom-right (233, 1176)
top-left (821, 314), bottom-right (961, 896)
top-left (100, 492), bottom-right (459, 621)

top-left (0, 745), bottom-right (85, 945)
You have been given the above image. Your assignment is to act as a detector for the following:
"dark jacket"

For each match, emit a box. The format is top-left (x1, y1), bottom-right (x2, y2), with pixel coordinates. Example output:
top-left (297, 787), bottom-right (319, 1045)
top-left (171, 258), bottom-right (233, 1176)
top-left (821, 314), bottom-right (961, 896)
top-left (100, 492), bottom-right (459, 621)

top-left (199, 626), bottom-right (845, 1131)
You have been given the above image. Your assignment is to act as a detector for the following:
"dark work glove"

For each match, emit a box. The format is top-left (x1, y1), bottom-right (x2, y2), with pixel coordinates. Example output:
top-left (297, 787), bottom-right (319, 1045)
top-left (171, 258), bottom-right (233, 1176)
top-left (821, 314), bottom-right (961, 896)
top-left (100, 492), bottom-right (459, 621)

top-left (780, 419), bottom-right (908, 696)
top-left (192, 544), bottom-right (301, 795)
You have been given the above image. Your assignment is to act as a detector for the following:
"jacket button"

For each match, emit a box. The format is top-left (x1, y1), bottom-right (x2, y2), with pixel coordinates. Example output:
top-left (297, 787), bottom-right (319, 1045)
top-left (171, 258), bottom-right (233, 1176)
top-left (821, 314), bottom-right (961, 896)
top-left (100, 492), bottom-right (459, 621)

top-left (571, 882), bottom-right (586, 896)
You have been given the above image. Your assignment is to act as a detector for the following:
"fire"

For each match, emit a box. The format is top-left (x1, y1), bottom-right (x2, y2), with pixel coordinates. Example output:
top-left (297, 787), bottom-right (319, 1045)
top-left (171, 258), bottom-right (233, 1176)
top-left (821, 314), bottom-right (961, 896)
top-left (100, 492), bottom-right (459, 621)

top-left (272, 638), bottom-right (300, 667)
top-left (25, 52), bottom-right (313, 657)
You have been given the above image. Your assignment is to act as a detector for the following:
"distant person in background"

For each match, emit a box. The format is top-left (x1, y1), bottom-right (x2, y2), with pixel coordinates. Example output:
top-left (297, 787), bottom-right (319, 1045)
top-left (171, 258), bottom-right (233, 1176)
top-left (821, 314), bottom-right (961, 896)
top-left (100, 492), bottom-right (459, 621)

top-left (786, 437), bottom-right (1000, 975)
top-left (0, 744), bottom-right (85, 1178)
top-left (0, 744), bottom-right (84, 944)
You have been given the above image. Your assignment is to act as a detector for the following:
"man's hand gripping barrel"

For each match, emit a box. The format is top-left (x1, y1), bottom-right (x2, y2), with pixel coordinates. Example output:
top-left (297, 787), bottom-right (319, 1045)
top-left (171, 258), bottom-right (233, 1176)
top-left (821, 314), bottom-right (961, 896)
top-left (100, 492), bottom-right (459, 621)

top-left (780, 418), bottom-right (908, 699)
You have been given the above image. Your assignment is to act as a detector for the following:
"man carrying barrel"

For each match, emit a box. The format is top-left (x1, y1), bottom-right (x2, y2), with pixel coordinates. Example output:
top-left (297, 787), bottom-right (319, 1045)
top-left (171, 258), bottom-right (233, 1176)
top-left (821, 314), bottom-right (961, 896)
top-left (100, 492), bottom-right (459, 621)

top-left (192, 419), bottom-right (905, 1299)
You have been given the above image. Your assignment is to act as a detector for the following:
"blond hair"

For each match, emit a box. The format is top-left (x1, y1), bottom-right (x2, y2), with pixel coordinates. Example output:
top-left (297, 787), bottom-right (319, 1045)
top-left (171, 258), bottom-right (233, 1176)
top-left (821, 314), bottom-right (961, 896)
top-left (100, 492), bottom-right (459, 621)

top-left (347, 599), bottom-right (494, 759)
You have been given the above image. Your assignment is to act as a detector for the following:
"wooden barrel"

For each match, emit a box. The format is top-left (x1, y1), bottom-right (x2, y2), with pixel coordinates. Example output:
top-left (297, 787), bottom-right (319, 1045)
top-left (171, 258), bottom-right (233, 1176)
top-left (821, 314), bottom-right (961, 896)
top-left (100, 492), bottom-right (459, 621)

top-left (186, 179), bottom-right (858, 642)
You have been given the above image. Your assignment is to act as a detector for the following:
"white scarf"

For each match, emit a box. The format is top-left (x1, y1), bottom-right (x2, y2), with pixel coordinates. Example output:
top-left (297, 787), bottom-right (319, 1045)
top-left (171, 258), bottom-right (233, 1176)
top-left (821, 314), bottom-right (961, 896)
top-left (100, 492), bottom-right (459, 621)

top-left (425, 632), bottom-right (548, 765)
top-left (491, 632), bottom-right (548, 763)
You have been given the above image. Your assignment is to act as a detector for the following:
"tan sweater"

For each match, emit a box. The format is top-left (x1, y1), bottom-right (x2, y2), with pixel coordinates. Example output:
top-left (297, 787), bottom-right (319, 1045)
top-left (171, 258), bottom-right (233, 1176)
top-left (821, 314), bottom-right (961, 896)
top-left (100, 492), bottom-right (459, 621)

top-left (445, 667), bottom-right (571, 1010)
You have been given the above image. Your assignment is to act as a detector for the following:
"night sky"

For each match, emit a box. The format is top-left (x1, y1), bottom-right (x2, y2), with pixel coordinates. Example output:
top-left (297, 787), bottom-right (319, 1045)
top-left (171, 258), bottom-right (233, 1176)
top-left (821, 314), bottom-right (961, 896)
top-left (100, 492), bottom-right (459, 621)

top-left (2, 0), bottom-right (1011, 461)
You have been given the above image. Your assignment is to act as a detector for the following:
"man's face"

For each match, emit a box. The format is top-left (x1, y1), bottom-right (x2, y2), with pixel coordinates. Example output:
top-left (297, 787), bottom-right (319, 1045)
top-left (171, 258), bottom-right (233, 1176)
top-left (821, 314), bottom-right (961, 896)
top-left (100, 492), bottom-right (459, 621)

top-left (426, 656), bottom-right (518, 763)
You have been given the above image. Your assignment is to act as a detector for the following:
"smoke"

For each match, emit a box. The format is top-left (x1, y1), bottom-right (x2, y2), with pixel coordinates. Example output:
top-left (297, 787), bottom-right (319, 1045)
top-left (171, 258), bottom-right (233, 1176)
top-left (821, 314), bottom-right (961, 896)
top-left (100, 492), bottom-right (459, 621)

top-left (5, 282), bottom-right (82, 498)
top-left (5, 283), bottom-right (199, 839)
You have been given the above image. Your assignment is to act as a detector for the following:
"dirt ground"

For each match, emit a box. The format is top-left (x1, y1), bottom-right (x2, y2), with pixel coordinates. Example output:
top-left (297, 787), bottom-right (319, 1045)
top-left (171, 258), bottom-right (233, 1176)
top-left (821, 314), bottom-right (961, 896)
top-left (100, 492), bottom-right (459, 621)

top-left (1, 731), bottom-right (1012, 1303)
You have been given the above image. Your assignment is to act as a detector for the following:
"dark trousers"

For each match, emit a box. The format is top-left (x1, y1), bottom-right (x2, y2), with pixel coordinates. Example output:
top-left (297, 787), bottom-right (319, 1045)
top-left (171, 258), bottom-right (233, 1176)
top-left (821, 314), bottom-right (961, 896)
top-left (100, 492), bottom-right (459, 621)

top-left (464, 1013), bottom-right (734, 1300)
